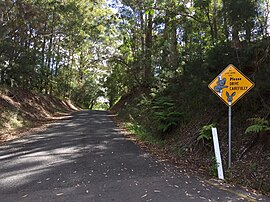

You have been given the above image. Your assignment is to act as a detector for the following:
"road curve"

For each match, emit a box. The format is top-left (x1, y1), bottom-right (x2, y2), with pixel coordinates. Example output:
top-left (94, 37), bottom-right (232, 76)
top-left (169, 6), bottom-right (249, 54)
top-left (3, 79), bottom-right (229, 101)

top-left (0, 110), bottom-right (268, 202)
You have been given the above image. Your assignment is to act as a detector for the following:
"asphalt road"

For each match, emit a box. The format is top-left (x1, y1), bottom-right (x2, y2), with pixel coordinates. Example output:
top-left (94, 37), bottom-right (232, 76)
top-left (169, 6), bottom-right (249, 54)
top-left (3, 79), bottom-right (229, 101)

top-left (0, 110), bottom-right (269, 202)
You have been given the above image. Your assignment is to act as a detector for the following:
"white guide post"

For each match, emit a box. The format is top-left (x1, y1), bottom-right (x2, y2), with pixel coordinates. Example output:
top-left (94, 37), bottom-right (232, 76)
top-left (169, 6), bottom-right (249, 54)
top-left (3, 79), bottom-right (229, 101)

top-left (212, 127), bottom-right (224, 180)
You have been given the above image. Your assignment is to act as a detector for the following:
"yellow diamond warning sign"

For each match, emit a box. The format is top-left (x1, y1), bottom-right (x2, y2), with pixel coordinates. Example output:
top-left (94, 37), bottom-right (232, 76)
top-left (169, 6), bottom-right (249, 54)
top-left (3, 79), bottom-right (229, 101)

top-left (208, 64), bottom-right (255, 106)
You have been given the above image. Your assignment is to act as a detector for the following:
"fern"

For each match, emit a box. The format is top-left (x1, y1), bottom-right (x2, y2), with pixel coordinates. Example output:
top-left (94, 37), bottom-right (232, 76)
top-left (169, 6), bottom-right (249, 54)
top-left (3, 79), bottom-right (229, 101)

top-left (153, 112), bottom-right (167, 121)
top-left (245, 118), bottom-right (270, 134)
top-left (167, 112), bottom-right (183, 117)
top-left (152, 96), bottom-right (183, 133)
top-left (197, 124), bottom-right (215, 142)
top-left (158, 121), bottom-right (178, 133)
top-left (248, 118), bottom-right (268, 125)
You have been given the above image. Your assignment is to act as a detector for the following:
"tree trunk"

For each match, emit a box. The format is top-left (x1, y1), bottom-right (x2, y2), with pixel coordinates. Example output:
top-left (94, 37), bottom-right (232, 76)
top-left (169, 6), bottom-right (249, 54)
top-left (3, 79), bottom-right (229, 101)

top-left (55, 40), bottom-right (60, 78)
top-left (213, 0), bottom-right (218, 41)
top-left (47, 11), bottom-right (55, 95)
top-left (245, 21), bottom-right (252, 42)
top-left (89, 100), bottom-right (95, 110)
top-left (144, 12), bottom-right (153, 87)
top-left (206, 7), bottom-right (215, 45)
top-left (171, 18), bottom-right (179, 71)
top-left (232, 24), bottom-right (240, 49)
top-left (140, 10), bottom-right (145, 79)
top-left (222, 0), bottom-right (229, 41)
top-left (41, 22), bottom-right (47, 93)
top-left (162, 12), bottom-right (169, 69)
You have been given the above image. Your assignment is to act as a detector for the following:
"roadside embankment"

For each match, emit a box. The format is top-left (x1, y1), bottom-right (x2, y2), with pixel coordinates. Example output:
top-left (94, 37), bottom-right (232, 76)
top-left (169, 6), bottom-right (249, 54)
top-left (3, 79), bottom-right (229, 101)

top-left (0, 87), bottom-right (78, 143)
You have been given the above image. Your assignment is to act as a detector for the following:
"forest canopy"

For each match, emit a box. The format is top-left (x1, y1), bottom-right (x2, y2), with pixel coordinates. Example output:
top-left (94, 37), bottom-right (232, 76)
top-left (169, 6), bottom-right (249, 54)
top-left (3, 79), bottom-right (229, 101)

top-left (0, 0), bottom-right (118, 108)
top-left (0, 0), bottom-right (269, 108)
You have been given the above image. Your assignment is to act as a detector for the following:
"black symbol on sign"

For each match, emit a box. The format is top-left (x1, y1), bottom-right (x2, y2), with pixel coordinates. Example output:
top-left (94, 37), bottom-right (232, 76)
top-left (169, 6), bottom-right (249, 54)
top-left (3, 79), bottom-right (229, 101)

top-left (214, 75), bottom-right (228, 96)
top-left (226, 92), bottom-right (236, 103)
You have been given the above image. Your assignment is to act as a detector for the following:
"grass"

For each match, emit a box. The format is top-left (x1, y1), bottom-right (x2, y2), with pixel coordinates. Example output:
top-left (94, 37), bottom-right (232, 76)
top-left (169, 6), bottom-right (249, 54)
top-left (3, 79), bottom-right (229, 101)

top-left (0, 110), bottom-right (24, 130)
top-left (172, 146), bottom-right (185, 157)
top-left (124, 121), bottom-right (165, 146)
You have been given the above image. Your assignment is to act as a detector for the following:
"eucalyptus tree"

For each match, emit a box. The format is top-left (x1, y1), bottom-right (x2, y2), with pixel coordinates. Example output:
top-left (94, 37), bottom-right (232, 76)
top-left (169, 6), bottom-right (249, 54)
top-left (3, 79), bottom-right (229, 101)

top-left (0, 0), bottom-right (116, 108)
top-left (223, 0), bottom-right (257, 44)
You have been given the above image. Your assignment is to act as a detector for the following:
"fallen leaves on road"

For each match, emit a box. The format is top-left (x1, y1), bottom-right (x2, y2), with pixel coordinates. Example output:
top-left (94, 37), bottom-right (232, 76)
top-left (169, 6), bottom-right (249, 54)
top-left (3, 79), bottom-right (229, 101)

top-left (141, 193), bottom-right (148, 198)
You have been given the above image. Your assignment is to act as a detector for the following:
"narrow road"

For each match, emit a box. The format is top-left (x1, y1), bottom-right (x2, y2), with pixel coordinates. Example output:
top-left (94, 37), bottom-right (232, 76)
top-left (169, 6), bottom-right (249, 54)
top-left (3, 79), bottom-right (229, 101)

top-left (0, 111), bottom-right (268, 202)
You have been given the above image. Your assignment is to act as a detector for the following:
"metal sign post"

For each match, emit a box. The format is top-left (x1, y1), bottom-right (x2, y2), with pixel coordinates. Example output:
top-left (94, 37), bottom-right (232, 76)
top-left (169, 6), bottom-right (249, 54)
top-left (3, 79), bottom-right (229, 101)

top-left (208, 64), bottom-right (255, 169)
top-left (228, 105), bottom-right (232, 168)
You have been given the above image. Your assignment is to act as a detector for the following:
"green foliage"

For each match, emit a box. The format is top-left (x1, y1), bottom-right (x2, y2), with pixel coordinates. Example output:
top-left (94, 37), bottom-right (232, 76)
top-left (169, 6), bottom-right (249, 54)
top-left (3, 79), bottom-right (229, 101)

top-left (1, 0), bottom-right (269, 109)
top-left (152, 96), bottom-right (183, 133)
top-left (172, 146), bottom-right (185, 157)
top-left (0, 110), bottom-right (24, 130)
top-left (71, 73), bottom-right (103, 109)
top-left (124, 121), bottom-right (164, 146)
top-left (0, 0), bottom-right (115, 107)
top-left (103, 63), bottom-right (127, 108)
top-left (209, 156), bottom-right (218, 177)
top-left (245, 118), bottom-right (270, 134)
top-left (197, 124), bottom-right (215, 142)
top-left (125, 122), bottom-right (147, 139)
top-left (145, 9), bottom-right (155, 16)
top-left (93, 102), bottom-right (109, 111)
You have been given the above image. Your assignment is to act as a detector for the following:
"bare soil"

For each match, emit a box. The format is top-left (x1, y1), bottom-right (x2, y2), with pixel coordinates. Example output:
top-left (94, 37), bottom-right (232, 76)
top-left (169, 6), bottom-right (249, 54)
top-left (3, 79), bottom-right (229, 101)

top-left (0, 88), bottom-right (77, 143)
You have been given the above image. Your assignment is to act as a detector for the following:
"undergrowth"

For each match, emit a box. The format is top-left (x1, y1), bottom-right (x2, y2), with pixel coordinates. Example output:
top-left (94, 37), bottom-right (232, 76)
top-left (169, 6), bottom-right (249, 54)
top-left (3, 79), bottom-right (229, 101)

top-left (197, 124), bottom-right (215, 142)
top-left (114, 86), bottom-right (270, 194)
top-left (0, 110), bottom-right (25, 130)
top-left (152, 95), bottom-right (183, 134)
top-left (124, 121), bottom-right (165, 146)
top-left (245, 118), bottom-right (270, 134)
